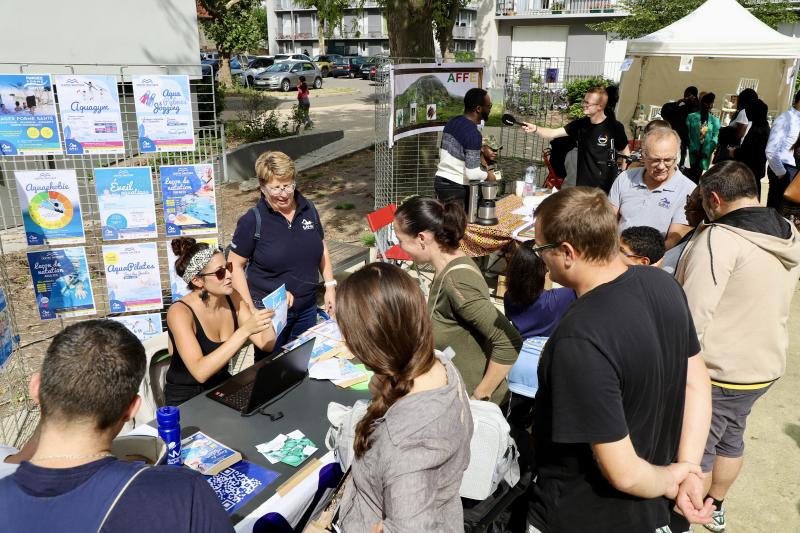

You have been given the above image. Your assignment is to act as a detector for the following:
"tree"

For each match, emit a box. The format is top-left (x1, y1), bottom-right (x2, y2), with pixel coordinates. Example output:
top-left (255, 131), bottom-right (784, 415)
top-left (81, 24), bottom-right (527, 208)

top-left (199, 0), bottom-right (265, 85)
top-left (296, 0), bottom-right (351, 55)
top-left (381, 0), bottom-right (467, 58)
top-left (591, 0), bottom-right (798, 40)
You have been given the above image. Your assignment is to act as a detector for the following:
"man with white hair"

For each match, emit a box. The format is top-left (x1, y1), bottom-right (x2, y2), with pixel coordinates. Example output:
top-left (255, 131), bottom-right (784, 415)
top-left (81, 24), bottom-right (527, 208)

top-left (609, 127), bottom-right (696, 249)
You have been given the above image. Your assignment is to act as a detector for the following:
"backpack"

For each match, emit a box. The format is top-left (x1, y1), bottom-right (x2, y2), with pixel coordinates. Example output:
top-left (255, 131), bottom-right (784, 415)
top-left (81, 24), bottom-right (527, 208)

top-left (324, 399), bottom-right (370, 472)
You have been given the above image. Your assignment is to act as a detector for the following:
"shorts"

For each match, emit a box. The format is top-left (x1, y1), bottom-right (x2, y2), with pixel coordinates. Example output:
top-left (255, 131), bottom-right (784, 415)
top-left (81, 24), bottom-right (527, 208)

top-left (527, 524), bottom-right (679, 533)
top-left (701, 384), bottom-right (772, 471)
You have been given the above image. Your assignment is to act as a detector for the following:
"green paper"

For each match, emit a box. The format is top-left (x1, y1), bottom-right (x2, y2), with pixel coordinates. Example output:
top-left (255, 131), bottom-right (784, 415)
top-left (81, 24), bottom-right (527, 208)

top-left (349, 364), bottom-right (373, 390)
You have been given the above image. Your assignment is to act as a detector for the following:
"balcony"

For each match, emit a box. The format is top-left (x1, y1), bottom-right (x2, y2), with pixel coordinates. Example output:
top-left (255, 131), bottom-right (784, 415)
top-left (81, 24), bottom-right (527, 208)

top-left (464, 1), bottom-right (480, 9)
top-left (275, 31), bottom-right (319, 40)
top-left (452, 26), bottom-right (477, 39)
top-left (274, 0), bottom-right (315, 11)
top-left (496, 0), bottom-right (627, 18)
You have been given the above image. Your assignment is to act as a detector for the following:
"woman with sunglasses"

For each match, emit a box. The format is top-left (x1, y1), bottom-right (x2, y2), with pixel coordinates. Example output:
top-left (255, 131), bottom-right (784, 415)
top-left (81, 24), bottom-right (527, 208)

top-left (393, 196), bottom-right (521, 404)
top-left (229, 151), bottom-right (335, 362)
top-left (165, 237), bottom-right (277, 405)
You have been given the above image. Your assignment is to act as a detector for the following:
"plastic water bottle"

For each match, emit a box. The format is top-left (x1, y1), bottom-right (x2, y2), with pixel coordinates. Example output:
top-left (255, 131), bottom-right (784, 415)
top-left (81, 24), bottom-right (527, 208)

top-left (157, 406), bottom-right (182, 466)
top-left (524, 166), bottom-right (536, 197)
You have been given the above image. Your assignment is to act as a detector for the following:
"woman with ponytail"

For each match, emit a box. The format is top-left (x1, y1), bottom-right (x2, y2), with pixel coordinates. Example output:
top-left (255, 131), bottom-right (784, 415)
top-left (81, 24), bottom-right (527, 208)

top-left (394, 196), bottom-right (521, 404)
top-left (335, 263), bottom-right (472, 533)
top-left (164, 237), bottom-right (277, 405)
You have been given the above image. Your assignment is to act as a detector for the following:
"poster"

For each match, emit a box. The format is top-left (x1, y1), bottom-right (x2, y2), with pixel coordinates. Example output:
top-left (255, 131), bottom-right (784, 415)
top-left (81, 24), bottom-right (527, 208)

top-left (55, 75), bottom-right (124, 154)
top-left (679, 55), bottom-right (694, 72)
top-left (28, 247), bottom-right (96, 320)
top-left (132, 75), bottom-right (195, 153)
top-left (0, 74), bottom-right (62, 156)
top-left (160, 164), bottom-right (217, 236)
top-left (103, 242), bottom-right (163, 313)
top-left (389, 63), bottom-right (485, 146)
top-left (166, 236), bottom-right (218, 300)
top-left (110, 313), bottom-right (163, 343)
top-left (0, 287), bottom-right (14, 368)
top-left (15, 169), bottom-right (85, 246)
top-left (95, 167), bottom-right (157, 240)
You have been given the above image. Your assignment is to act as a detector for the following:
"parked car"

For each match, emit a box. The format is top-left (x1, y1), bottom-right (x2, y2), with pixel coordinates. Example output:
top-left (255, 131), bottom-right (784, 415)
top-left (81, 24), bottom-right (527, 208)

top-left (275, 53), bottom-right (313, 62)
top-left (253, 60), bottom-right (323, 92)
top-left (200, 51), bottom-right (220, 75)
top-left (230, 54), bottom-right (253, 78)
top-left (241, 56), bottom-right (275, 87)
top-left (360, 57), bottom-right (389, 82)
top-left (331, 56), bottom-right (366, 78)
top-left (312, 54), bottom-right (342, 78)
top-left (360, 57), bottom-right (378, 80)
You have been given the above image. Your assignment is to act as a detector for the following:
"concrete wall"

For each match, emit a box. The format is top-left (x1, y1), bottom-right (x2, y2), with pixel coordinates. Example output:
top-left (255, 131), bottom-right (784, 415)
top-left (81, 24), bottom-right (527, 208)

top-left (0, 0), bottom-right (200, 77)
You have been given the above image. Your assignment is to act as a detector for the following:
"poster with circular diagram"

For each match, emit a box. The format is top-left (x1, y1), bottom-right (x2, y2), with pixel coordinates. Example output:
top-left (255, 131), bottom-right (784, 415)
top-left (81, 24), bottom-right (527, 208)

top-left (15, 169), bottom-right (85, 246)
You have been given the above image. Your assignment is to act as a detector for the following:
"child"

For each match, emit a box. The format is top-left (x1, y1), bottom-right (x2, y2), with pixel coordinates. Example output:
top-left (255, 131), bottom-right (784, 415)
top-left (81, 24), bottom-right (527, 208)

top-left (619, 225), bottom-right (666, 266)
top-left (297, 76), bottom-right (312, 130)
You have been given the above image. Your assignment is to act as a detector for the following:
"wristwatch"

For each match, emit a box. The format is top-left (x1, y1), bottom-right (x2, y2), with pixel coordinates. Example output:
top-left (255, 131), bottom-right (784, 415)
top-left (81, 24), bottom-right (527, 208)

top-left (324, 280), bottom-right (337, 288)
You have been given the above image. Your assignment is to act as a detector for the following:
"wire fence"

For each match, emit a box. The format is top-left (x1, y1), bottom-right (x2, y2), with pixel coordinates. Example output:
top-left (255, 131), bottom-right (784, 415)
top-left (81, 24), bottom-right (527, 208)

top-left (0, 63), bottom-right (225, 447)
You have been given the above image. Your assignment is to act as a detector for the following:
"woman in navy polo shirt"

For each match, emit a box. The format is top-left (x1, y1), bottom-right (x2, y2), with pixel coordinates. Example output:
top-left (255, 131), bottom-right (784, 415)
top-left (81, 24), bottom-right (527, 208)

top-left (229, 151), bottom-right (336, 362)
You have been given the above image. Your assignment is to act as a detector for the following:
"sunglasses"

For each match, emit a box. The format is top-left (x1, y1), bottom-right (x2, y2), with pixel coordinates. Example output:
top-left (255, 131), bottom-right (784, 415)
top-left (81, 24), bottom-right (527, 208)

top-left (198, 262), bottom-right (233, 281)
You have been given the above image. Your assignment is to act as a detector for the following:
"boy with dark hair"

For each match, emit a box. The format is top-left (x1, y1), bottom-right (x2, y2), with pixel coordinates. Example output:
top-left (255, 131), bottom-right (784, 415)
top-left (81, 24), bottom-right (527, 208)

top-left (0, 320), bottom-right (233, 533)
top-left (620, 226), bottom-right (666, 266)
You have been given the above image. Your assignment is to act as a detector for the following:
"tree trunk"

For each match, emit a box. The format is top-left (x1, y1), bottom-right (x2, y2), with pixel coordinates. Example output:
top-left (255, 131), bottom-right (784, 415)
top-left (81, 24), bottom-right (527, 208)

top-left (218, 53), bottom-right (233, 87)
top-left (435, 0), bottom-right (461, 59)
top-left (318, 19), bottom-right (326, 54)
top-left (384, 0), bottom-right (435, 59)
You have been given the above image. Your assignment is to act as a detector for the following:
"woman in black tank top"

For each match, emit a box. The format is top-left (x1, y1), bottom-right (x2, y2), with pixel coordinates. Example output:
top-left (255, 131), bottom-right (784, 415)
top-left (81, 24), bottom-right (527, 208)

top-left (165, 238), bottom-right (278, 405)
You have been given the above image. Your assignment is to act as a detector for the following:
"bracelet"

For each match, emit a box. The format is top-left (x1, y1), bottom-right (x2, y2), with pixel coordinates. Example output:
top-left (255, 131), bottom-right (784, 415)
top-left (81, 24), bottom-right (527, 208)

top-left (324, 280), bottom-right (337, 288)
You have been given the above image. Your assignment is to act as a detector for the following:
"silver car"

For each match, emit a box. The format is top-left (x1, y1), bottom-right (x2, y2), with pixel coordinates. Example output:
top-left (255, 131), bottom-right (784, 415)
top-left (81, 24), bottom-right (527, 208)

top-left (253, 60), bottom-right (323, 92)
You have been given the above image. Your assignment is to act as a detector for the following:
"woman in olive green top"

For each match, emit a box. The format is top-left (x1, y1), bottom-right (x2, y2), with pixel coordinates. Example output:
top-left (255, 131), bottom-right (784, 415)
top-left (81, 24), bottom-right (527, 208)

top-left (394, 196), bottom-right (522, 403)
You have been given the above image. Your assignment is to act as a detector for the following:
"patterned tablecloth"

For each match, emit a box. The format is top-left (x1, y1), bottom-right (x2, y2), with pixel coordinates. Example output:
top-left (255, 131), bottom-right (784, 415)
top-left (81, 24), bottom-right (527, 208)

top-left (461, 195), bottom-right (528, 257)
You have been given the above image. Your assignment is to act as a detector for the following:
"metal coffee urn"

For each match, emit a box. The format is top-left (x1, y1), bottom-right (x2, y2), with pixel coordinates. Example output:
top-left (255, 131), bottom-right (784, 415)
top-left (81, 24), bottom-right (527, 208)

top-left (476, 181), bottom-right (499, 226)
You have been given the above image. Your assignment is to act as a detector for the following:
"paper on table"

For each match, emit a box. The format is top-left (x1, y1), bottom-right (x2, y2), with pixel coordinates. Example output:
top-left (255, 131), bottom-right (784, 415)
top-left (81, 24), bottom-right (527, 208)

top-left (308, 358), bottom-right (345, 380)
top-left (256, 430), bottom-right (318, 467)
top-left (262, 284), bottom-right (288, 336)
top-left (512, 206), bottom-right (533, 216)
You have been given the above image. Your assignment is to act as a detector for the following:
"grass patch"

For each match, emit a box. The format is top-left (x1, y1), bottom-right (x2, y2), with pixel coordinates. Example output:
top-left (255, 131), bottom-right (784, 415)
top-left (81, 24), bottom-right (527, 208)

top-left (485, 102), bottom-right (505, 127)
top-left (335, 203), bottom-right (356, 210)
top-left (360, 233), bottom-right (376, 246)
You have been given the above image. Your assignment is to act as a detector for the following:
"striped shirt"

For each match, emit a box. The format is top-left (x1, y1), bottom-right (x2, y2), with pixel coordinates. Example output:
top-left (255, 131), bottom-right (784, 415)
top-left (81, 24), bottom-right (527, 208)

top-left (435, 115), bottom-right (487, 185)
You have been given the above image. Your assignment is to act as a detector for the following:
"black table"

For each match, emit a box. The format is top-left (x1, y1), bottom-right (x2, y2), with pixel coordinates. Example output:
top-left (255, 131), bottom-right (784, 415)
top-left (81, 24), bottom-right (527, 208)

top-left (150, 376), bottom-right (369, 525)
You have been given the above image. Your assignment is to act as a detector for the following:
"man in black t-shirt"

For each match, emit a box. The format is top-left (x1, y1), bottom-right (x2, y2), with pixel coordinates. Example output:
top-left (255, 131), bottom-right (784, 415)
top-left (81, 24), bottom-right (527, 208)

top-left (525, 187), bottom-right (714, 533)
top-left (524, 86), bottom-right (629, 192)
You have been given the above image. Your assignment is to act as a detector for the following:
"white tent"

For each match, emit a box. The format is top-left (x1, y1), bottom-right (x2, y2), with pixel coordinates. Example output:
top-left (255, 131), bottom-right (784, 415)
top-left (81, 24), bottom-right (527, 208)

top-left (617, 0), bottom-right (800, 137)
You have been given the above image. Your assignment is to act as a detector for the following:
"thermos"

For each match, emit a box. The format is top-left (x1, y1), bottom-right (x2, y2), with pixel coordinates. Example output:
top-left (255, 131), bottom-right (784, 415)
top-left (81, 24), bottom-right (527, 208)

top-left (157, 406), bottom-right (182, 466)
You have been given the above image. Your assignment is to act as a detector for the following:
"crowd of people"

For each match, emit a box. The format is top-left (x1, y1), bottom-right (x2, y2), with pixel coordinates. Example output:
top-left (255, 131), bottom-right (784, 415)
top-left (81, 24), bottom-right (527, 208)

top-left (1, 83), bottom-right (799, 533)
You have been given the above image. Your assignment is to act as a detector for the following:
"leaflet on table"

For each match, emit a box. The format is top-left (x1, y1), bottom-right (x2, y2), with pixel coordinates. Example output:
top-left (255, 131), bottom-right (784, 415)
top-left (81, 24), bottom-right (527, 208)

top-left (110, 313), bottom-right (163, 343)
top-left (181, 431), bottom-right (242, 476)
top-left (0, 287), bottom-right (13, 369)
top-left (15, 170), bottom-right (85, 246)
top-left (206, 460), bottom-right (279, 515)
top-left (256, 430), bottom-right (317, 467)
top-left (166, 237), bottom-right (218, 300)
top-left (512, 221), bottom-right (536, 243)
top-left (132, 75), bottom-right (195, 153)
top-left (0, 74), bottom-right (62, 156)
top-left (103, 243), bottom-right (162, 313)
top-left (55, 75), bottom-right (124, 154)
top-left (28, 247), bottom-right (96, 320)
top-left (95, 167), bottom-right (157, 240)
top-left (309, 358), bottom-right (367, 386)
top-left (160, 164), bottom-right (217, 236)
top-left (261, 284), bottom-right (288, 337)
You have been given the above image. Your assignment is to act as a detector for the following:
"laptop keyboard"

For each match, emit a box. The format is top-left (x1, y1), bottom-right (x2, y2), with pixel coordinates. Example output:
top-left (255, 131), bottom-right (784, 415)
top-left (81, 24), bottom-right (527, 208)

top-left (225, 381), bottom-right (255, 411)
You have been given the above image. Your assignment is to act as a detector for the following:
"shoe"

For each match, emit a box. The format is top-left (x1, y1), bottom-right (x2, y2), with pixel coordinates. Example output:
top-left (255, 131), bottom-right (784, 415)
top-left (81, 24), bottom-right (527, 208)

top-left (703, 506), bottom-right (725, 532)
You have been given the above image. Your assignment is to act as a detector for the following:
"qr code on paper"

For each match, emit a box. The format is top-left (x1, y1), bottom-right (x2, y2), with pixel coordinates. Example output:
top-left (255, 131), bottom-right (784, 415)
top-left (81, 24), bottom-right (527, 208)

top-left (208, 467), bottom-right (263, 511)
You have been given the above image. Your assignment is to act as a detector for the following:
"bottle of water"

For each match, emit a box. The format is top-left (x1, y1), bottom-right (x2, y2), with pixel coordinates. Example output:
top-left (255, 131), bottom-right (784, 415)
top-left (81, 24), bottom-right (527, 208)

top-left (524, 166), bottom-right (536, 197)
top-left (157, 406), bottom-right (182, 466)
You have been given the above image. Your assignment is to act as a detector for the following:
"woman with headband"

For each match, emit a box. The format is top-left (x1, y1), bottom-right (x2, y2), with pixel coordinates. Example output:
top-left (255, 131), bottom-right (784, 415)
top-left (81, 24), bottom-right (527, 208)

top-left (164, 237), bottom-right (277, 405)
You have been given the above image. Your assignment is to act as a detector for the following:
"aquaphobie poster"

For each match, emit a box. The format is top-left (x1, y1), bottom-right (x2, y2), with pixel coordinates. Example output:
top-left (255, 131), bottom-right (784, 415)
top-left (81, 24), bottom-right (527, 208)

top-left (28, 247), bottom-right (96, 320)
top-left (132, 75), bottom-right (195, 153)
top-left (103, 242), bottom-right (163, 313)
top-left (160, 164), bottom-right (217, 236)
top-left (95, 167), bottom-right (157, 241)
top-left (55, 75), bottom-right (124, 155)
top-left (15, 169), bottom-right (85, 246)
top-left (0, 74), bottom-right (62, 156)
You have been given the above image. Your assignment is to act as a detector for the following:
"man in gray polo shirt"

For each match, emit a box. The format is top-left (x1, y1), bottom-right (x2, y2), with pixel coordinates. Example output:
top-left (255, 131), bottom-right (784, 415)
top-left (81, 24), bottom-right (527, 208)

top-left (609, 127), bottom-right (696, 249)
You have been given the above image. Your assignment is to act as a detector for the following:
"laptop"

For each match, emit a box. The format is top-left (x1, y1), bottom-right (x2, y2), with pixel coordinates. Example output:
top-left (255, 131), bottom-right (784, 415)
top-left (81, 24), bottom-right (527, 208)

top-left (207, 337), bottom-right (316, 415)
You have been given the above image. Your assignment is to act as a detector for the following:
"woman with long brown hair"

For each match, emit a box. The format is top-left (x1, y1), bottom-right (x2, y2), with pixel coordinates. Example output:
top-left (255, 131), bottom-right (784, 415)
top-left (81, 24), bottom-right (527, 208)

top-left (335, 263), bottom-right (472, 533)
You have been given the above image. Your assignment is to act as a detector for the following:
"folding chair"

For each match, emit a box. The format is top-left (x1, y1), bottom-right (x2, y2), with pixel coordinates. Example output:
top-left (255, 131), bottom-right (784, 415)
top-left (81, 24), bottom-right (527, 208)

top-left (365, 204), bottom-right (431, 291)
top-left (736, 77), bottom-right (759, 94)
top-left (542, 148), bottom-right (564, 189)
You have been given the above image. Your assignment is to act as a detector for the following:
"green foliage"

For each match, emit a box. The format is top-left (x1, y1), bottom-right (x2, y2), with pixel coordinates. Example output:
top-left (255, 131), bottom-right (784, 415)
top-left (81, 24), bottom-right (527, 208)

top-left (198, 0), bottom-right (264, 55)
top-left (226, 92), bottom-right (302, 143)
top-left (455, 50), bottom-right (476, 61)
top-left (359, 233), bottom-right (377, 247)
top-left (297, 0), bottom-right (352, 41)
top-left (565, 76), bottom-right (612, 105)
top-left (590, 0), bottom-right (798, 40)
top-left (335, 203), bottom-right (356, 210)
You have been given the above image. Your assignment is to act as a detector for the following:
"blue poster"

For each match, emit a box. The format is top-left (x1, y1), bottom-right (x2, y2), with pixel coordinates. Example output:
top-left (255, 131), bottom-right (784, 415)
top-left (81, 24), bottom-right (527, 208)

top-left (27, 247), bottom-right (96, 320)
top-left (0, 74), bottom-right (62, 156)
top-left (206, 460), bottom-right (279, 515)
top-left (0, 287), bottom-right (13, 369)
top-left (103, 243), bottom-right (163, 313)
top-left (55, 75), bottom-right (124, 154)
top-left (95, 167), bottom-right (157, 240)
top-left (15, 169), bottom-right (85, 246)
top-left (160, 164), bottom-right (217, 236)
top-left (132, 75), bottom-right (195, 153)
top-left (110, 313), bottom-right (162, 343)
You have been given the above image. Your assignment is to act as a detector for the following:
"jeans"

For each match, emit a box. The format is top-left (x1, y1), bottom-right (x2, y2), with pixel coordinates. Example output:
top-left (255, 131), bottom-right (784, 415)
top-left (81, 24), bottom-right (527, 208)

top-left (253, 302), bottom-right (318, 362)
top-left (434, 175), bottom-right (469, 211)
top-left (766, 165), bottom-right (797, 209)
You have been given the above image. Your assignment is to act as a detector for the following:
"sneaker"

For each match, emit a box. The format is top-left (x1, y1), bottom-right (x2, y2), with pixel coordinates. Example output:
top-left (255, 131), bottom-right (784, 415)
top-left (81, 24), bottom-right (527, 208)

top-left (703, 506), bottom-right (725, 532)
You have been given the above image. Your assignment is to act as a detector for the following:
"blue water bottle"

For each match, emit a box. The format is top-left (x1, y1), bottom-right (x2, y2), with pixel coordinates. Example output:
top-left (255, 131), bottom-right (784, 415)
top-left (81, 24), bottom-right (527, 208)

top-left (157, 406), bottom-right (182, 466)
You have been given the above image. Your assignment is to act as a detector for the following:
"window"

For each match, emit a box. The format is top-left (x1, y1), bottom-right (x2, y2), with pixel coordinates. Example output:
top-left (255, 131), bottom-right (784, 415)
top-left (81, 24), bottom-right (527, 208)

top-left (290, 64), bottom-right (302, 73)
top-left (303, 63), bottom-right (315, 70)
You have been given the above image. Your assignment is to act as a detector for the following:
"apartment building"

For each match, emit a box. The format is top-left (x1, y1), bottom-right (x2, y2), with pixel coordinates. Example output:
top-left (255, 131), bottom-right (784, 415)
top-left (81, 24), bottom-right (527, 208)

top-left (266, 0), bottom-right (480, 57)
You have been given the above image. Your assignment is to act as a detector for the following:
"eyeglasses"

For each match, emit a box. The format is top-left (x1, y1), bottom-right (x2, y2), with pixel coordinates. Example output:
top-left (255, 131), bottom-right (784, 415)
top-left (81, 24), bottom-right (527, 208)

top-left (644, 157), bottom-right (677, 167)
top-left (619, 248), bottom-right (644, 259)
top-left (531, 242), bottom-right (559, 258)
top-left (582, 100), bottom-right (600, 107)
top-left (198, 262), bottom-right (233, 281)
top-left (265, 182), bottom-right (297, 196)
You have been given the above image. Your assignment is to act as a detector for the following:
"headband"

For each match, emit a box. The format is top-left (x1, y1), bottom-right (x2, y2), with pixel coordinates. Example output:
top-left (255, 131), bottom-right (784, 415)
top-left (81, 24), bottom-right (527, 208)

top-left (181, 246), bottom-right (222, 284)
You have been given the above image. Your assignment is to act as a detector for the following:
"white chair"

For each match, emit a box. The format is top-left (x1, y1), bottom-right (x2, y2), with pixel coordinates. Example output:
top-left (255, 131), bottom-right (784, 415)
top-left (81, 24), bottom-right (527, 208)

top-left (736, 78), bottom-right (759, 93)
top-left (122, 332), bottom-right (169, 434)
top-left (648, 105), bottom-right (662, 120)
